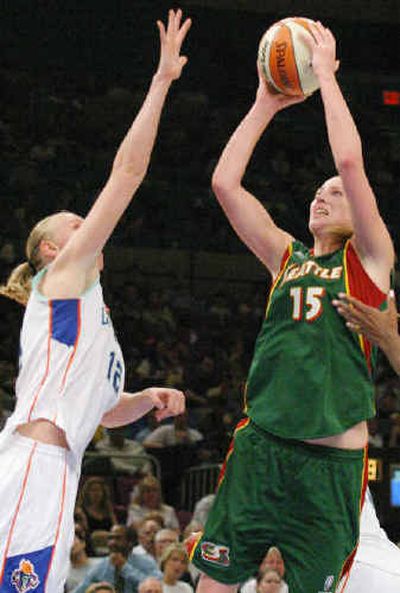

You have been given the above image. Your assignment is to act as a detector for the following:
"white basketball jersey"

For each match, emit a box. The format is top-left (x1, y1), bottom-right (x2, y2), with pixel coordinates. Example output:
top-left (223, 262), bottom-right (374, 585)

top-left (355, 487), bottom-right (400, 573)
top-left (5, 271), bottom-right (124, 458)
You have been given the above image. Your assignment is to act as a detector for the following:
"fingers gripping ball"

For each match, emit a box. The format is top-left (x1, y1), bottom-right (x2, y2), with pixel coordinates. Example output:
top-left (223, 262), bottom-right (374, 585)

top-left (258, 17), bottom-right (319, 97)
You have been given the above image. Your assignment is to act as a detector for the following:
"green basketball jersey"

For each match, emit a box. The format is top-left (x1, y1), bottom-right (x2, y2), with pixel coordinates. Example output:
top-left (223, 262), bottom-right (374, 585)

top-left (245, 239), bottom-right (387, 439)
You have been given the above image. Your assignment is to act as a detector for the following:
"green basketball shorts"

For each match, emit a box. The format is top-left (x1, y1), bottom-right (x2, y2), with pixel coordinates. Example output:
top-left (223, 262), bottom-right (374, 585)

top-left (190, 418), bottom-right (367, 593)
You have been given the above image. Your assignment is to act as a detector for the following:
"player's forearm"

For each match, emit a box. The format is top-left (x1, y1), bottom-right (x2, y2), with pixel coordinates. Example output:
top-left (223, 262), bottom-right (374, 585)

top-left (112, 73), bottom-right (172, 178)
top-left (101, 391), bottom-right (154, 428)
top-left (212, 100), bottom-right (277, 192)
top-left (318, 73), bottom-right (363, 172)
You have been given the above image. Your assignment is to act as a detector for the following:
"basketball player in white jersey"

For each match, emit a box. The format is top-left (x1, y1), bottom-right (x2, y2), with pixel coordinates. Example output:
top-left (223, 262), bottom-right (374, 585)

top-left (332, 291), bottom-right (400, 592)
top-left (337, 487), bottom-right (400, 592)
top-left (0, 9), bottom-right (191, 592)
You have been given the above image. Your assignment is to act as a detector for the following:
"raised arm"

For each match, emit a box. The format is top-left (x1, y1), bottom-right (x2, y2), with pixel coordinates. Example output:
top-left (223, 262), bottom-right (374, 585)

top-left (211, 68), bottom-right (304, 278)
top-left (309, 22), bottom-right (394, 289)
top-left (48, 10), bottom-right (191, 284)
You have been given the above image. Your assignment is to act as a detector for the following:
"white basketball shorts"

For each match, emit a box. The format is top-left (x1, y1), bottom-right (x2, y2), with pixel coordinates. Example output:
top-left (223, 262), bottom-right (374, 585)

top-left (0, 430), bottom-right (80, 593)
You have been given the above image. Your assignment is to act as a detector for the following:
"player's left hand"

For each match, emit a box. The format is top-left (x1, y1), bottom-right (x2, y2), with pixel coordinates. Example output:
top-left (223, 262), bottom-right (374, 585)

top-left (156, 8), bottom-right (192, 82)
top-left (142, 386), bottom-right (186, 421)
top-left (332, 292), bottom-right (396, 346)
top-left (306, 21), bottom-right (339, 78)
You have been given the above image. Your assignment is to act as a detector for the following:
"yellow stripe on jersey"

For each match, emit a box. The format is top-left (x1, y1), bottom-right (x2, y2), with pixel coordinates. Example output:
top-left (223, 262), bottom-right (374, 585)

top-left (265, 243), bottom-right (293, 319)
top-left (343, 240), bottom-right (366, 356)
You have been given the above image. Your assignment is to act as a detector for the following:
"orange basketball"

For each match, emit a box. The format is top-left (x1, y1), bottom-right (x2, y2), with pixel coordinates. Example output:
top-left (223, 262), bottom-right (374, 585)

top-left (258, 17), bottom-right (320, 97)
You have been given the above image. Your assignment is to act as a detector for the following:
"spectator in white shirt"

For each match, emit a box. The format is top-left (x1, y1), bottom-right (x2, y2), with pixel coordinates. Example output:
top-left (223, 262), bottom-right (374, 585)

top-left (96, 426), bottom-right (153, 476)
top-left (127, 476), bottom-right (180, 530)
top-left (143, 414), bottom-right (203, 449)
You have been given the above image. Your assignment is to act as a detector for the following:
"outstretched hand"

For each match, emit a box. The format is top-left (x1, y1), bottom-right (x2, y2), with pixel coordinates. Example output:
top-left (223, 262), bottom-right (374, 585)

top-left (156, 8), bottom-right (191, 82)
top-left (142, 386), bottom-right (186, 421)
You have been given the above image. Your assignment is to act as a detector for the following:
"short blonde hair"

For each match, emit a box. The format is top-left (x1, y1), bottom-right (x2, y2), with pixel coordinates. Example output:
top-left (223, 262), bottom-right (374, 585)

top-left (159, 542), bottom-right (188, 571)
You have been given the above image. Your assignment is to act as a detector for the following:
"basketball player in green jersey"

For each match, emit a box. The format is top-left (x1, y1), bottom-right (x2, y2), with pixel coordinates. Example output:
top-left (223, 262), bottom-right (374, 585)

top-left (189, 21), bottom-right (394, 593)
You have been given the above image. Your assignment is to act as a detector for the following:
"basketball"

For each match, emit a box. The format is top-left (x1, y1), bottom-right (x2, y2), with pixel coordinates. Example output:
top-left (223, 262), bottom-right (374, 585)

top-left (258, 17), bottom-right (320, 97)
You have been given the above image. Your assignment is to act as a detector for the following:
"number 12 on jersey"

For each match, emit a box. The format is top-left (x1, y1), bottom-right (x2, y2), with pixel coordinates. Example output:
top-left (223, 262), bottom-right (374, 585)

top-left (290, 286), bottom-right (326, 322)
top-left (107, 351), bottom-right (123, 393)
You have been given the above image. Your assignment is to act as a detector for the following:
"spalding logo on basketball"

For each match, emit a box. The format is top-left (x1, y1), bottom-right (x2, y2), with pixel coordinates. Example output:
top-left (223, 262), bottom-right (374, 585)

top-left (258, 17), bottom-right (319, 97)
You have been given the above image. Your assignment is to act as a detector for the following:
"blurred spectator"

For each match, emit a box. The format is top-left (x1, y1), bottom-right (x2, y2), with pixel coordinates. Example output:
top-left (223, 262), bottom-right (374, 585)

top-left (192, 494), bottom-right (215, 527)
top-left (77, 477), bottom-right (117, 536)
top-left (376, 384), bottom-right (400, 447)
top-left (185, 355), bottom-right (220, 397)
top-left (368, 418), bottom-right (384, 448)
top-left (127, 476), bottom-right (179, 530)
top-left (160, 543), bottom-right (193, 593)
top-left (74, 505), bottom-right (95, 556)
top-left (66, 524), bottom-right (102, 591)
top-left (95, 426), bottom-right (153, 476)
top-left (389, 413), bottom-right (400, 448)
top-left (154, 529), bottom-right (180, 565)
top-left (255, 569), bottom-right (282, 593)
top-left (142, 511), bottom-right (165, 530)
top-left (138, 577), bottom-right (162, 593)
top-left (132, 518), bottom-right (161, 560)
top-left (135, 411), bottom-right (160, 444)
top-left (143, 414), bottom-right (203, 449)
top-left (72, 525), bottom-right (160, 593)
top-left (240, 547), bottom-right (288, 593)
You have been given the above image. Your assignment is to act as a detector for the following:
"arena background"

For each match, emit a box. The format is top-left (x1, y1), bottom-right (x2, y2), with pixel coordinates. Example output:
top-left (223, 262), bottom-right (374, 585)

top-left (1, 0), bottom-right (399, 540)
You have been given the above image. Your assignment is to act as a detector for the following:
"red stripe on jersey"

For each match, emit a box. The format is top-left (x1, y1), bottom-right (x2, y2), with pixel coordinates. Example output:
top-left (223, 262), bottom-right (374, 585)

top-left (344, 241), bottom-right (387, 372)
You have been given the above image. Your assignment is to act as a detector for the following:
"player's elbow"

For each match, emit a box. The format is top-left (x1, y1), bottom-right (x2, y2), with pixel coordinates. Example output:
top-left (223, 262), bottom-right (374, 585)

top-left (212, 171), bottom-right (240, 203)
top-left (335, 145), bottom-right (364, 176)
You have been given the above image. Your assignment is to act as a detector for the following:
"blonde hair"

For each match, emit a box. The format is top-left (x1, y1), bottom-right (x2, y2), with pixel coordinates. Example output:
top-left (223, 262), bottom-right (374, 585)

top-left (133, 475), bottom-right (163, 507)
top-left (159, 542), bottom-right (188, 571)
top-left (0, 212), bottom-right (70, 306)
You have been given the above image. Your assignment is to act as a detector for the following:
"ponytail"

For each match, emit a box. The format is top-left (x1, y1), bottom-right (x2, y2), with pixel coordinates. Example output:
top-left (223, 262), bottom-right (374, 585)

top-left (0, 211), bottom-right (73, 307)
top-left (0, 262), bottom-right (34, 306)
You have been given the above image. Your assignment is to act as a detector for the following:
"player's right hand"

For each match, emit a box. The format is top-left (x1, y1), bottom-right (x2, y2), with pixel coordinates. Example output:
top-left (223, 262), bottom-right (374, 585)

top-left (156, 8), bottom-right (192, 82)
top-left (256, 62), bottom-right (307, 111)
